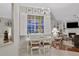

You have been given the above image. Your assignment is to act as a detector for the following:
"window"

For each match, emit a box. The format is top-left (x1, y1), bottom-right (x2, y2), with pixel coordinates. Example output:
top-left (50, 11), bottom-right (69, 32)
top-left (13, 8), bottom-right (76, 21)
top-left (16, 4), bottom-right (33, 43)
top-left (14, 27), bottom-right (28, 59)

top-left (27, 15), bottom-right (44, 34)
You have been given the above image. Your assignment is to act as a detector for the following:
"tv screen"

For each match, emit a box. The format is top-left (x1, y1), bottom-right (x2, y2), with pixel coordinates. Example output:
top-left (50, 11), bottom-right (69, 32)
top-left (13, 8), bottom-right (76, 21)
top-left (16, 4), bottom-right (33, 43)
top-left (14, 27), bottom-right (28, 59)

top-left (67, 22), bottom-right (78, 28)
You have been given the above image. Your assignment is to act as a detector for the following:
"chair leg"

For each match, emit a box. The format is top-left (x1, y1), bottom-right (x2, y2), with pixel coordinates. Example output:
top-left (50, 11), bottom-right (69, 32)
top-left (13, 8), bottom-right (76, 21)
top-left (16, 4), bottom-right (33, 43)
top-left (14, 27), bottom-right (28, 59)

top-left (43, 47), bottom-right (46, 55)
top-left (31, 49), bottom-right (33, 55)
top-left (44, 46), bottom-right (51, 55)
top-left (39, 48), bottom-right (41, 55)
top-left (44, 47), bottom-right (48, 55)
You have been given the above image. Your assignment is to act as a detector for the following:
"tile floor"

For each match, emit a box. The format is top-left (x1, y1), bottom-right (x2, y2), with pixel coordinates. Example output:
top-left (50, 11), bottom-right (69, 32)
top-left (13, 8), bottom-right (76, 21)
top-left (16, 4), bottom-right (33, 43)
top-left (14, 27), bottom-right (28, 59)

top-left (19, 39), bottom-right (79, 56)
top-left (19, 46), bottom-right (79, 56)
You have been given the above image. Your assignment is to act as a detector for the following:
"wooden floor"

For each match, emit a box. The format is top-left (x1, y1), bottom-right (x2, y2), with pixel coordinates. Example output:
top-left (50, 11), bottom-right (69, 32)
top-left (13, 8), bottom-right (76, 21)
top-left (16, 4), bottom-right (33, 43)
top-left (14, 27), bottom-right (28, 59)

top-left (67, 48), bottom-right (79, 52)
top-left (52, 43), bottom-right (79, 53)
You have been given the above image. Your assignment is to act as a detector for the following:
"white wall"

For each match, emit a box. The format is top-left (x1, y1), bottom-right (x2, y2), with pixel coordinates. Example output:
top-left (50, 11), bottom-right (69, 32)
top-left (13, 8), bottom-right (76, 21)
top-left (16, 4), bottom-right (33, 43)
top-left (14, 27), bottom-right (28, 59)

top-left (0, 3), bottom-right (12, 35)
top-left (0, 17), bottom-right (10, 34)
top-left (0, 3), bottom-right (11, 18)
top-left (0, 3), bottom-right (19, 56)
top-left (65, 28), bottom-right (79, 36)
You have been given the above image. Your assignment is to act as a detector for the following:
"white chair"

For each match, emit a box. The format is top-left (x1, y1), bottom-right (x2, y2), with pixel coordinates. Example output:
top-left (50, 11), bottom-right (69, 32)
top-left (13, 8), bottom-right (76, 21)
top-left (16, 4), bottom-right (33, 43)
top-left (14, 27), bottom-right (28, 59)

top-left (29, 39), bottom-right (41, 55)
top-left (42, 38), bottom-right (51, 55)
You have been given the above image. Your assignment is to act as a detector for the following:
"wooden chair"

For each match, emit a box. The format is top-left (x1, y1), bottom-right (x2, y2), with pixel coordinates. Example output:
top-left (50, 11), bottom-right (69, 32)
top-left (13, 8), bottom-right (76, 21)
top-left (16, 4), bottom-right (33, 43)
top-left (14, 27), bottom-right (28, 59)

top-left (53, 37), bottom-right (62, 49)
top-left (62, 40), bottom-right (74, 50)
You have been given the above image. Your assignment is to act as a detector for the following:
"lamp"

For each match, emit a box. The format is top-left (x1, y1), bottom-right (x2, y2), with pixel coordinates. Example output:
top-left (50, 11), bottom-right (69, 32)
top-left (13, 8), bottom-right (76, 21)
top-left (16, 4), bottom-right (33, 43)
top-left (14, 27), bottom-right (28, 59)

top-left (52, 27), bottom-right (59, 39)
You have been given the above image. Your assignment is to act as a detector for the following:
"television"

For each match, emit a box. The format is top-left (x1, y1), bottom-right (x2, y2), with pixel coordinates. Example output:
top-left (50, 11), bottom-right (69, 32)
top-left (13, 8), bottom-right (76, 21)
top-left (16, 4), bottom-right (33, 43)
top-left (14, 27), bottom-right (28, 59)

top-left (67, 22), bottom-right (78, 28)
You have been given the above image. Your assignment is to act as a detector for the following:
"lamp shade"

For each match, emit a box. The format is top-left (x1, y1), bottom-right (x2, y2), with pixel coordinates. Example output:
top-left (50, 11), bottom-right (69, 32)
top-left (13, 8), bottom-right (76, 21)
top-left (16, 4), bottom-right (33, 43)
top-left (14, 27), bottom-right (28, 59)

top-left (52, 27), bottom-right (59, 33)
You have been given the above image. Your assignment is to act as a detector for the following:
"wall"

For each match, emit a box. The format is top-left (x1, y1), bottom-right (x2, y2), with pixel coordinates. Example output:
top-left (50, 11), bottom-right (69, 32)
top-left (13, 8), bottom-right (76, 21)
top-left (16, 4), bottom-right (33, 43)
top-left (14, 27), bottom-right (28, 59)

top-left (0, 3), bottom-right (18, 56)
top-left (65, 28), bottom-right (79, 36)
top-left (0, 17), bottom-right (10, 34)
top-left (0, 3), bottom-right (11, 19)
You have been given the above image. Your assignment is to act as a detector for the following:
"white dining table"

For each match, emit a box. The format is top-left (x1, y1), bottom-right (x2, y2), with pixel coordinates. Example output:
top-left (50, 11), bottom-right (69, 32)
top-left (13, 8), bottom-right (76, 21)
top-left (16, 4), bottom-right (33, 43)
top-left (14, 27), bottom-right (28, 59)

top-left (25, 36), bottom-right (52, 53)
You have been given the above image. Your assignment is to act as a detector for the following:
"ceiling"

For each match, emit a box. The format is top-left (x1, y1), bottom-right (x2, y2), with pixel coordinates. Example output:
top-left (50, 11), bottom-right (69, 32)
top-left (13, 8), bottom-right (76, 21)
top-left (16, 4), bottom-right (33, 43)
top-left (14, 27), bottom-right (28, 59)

top-left (0, 3), bottom-right (79, 21)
